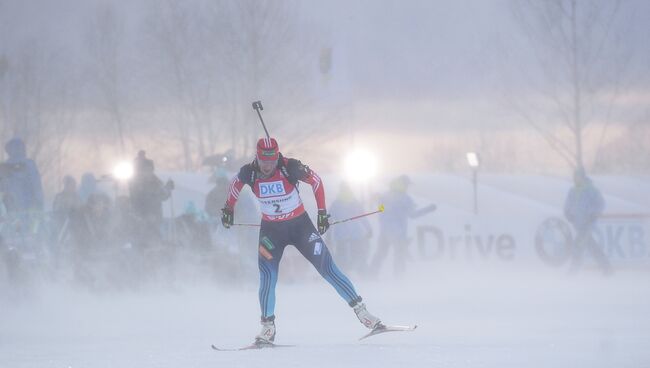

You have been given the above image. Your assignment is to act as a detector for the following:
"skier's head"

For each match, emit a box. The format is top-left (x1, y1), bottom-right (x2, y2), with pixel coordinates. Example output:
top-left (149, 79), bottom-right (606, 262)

top-left (256, 137), bottom-right (280, 176)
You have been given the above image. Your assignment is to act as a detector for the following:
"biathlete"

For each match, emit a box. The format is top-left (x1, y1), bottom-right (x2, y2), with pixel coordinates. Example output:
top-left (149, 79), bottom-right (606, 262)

top-left (221, 137), bottom-right (382, 344)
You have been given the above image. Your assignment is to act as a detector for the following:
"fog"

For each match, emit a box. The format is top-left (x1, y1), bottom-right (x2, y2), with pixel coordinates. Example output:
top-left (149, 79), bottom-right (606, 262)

top-left (1, 1), bottom-right (650, 367)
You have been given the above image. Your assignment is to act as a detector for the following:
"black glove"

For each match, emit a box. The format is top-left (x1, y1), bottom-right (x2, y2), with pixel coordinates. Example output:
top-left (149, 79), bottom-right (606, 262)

top-left (221, 207), bottom-right (234, 229)
top-left (317, 209), bottom-right (330, 235)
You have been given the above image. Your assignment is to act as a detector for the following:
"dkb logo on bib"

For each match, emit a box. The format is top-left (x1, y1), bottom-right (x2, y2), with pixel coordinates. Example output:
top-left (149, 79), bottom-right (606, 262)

top-left (259, 181), bottom-right (286, 197)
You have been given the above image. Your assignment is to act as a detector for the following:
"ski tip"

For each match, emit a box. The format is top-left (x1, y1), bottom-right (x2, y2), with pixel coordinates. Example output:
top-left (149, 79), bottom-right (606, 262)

top-left (358, 324), bottom-right (418, 341)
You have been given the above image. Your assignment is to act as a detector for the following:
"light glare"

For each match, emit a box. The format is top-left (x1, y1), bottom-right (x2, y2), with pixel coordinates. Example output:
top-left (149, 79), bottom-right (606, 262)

top-left (113, 161), bottom-right (134, 181)
top-left (466, 152), bottom-right (480, 168)
top-left (344, 149), bottom-right (378, 183)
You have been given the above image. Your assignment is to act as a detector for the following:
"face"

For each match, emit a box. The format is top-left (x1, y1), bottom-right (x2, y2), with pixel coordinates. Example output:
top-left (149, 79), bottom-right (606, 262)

top-left (258, 159), bottom-right (278, 176)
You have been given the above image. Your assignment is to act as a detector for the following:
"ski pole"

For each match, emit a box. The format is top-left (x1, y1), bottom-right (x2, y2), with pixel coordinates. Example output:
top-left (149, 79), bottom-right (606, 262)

top-left (230, 205), bottom-right (385, 228)
top-left (232, 223), bottom-right (261, 227)
top-left (330, 204), bottom-right (385, 226)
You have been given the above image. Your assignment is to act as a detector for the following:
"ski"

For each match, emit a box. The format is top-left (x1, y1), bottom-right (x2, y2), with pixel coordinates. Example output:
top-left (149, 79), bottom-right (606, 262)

top-left (359, 324), bottom-right (418, 340)
top-left (211, 342), bottom-right (295, 351)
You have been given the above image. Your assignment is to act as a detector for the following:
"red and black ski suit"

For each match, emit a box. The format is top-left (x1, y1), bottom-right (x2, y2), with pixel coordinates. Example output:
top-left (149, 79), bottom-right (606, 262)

top-left (224, 156), bottom-right (361, 319)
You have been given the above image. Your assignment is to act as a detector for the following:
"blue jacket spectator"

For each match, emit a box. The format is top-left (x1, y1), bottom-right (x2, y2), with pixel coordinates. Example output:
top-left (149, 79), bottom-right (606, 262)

top-left (378, 176), bottom-right (417, 240)
top-left (377, 175), bottom-right (435, 239)
top-left (563, 167), bottom-right (605, 233)
top-left (0, 138), bottom-right (44, 213)
top-left (370, 175), bottom-right (436, 276)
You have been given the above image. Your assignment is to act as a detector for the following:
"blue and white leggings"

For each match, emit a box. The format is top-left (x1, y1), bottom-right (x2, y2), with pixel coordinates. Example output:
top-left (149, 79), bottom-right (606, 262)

top-left (257, 213), bottom-right (361, 319)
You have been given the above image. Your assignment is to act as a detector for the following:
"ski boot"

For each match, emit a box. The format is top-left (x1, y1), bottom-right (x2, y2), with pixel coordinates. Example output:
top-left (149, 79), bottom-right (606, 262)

top-left (353, 301), bottom-right (383, 330)
top-left (255, 316), bottom-right (276, 345)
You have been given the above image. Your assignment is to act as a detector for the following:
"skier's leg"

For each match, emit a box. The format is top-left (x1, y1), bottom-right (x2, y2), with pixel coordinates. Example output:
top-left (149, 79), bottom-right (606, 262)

top-left (257, 226), bottom-right (287, 320)
top-left (258, 254), bottom-right (280, 319)
top-left (255, 225), bottom-right (288, 344)
top-left (291, 214), bottom-right (383, 329)
top-left (296, 235), bottom-right (382, 328)
top-left (292, 217), bottom-right (360, 304)
top-left (303, 239), bottom-right (360, 303)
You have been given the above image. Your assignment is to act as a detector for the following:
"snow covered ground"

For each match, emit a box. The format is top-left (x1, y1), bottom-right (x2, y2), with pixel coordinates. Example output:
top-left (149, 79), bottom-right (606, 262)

top-left (2, 173), bottom-right (649, 367)
top-left (2, 263), bottom-right (649, 368)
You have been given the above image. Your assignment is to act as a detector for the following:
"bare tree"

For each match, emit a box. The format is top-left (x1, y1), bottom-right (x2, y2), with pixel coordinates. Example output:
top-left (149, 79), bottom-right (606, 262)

top-left (0, 42), bottom-right (77, 192)
top-left (143, 0), bottom-right (335, 169)
top-left (144, 0), bottom-right (226, 170)
top-left (509, 0), bottom-right (633, 170)
top-left (213, 0), bottom-right (326, 156)
top-left (84, 4), bottom-right (130, 155)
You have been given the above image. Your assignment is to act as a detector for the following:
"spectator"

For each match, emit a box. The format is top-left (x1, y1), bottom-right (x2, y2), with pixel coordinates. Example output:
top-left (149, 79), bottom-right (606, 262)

top-left (563, 166), bottom-right (610, 275)
top-left (68, 192), bottom-right (114, 287)
top-left (53, 176), bottom-right (82, 216)
top-left (0, 138), bottom-right (43, 213)
top-left (204, 171), bottom-right (230, 219)
top-left (369, 175), bottom-right (436, 277)
top-left (69, 192), bottom-right (114, 249)
top-left (128, 154), bottom-right (173, 249)
top-left (113, 195), bottom-right (136, 248)
top-left (52, 175), bottom-right (82, 245)
top-left (175, 201), bottom-right (211, 251)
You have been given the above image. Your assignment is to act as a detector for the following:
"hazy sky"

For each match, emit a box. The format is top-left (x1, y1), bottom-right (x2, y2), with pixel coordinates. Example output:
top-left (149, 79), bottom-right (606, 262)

top-left (1, 0), bottom-right (649, 175)
top-left (3, 0), bottom-right (648, 102)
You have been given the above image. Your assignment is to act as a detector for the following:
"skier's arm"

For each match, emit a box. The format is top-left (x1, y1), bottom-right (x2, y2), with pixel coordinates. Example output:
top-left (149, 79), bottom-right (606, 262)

top-left (288, 158), bottom-right (329, 233)
top-left (224, 176), bottom-right (244, 210)
top-left (221, 176), bottom-right (244, 229)
top-left (301, 168), bottom-right (326, 211)
top-left (287, 159), bottom-right (326, 211)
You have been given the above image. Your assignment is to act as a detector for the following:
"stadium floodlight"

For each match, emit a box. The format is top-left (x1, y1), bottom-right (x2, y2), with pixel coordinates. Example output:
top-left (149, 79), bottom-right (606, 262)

top-left (343, 149), bottom-right (379, 183)
top-left (466, 152), bottom-right (480, 215)
top-left (112, 161), bottom-right (134, 182)
top-left (466, 152), bottom-right (480, 168)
